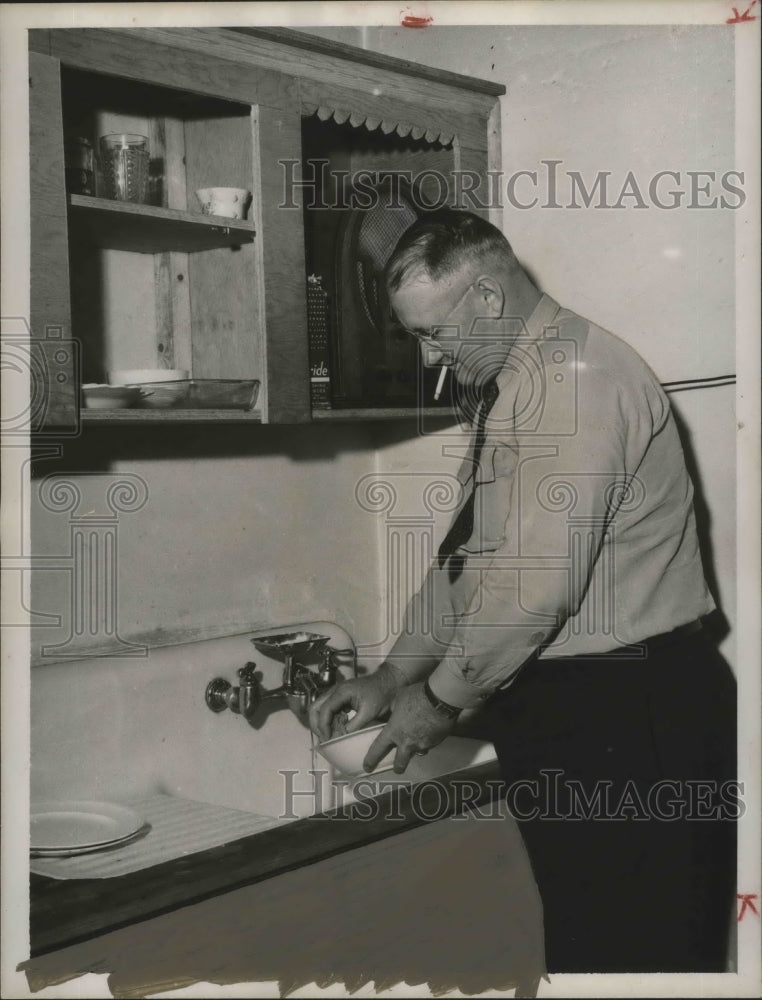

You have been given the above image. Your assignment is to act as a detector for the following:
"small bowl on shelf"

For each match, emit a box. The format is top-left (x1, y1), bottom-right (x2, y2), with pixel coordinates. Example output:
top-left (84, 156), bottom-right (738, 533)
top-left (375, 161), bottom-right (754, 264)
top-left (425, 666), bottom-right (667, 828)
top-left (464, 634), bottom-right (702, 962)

top-left (195, 187), bottom-right (251, 220)
top-left (82, 384), bottom-right (142, 410)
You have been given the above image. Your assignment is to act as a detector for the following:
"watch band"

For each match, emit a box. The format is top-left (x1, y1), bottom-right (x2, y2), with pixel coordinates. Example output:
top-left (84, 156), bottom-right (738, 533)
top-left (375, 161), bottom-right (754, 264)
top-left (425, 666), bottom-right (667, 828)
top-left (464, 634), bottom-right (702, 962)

top-left (423, 679), bottom-right (462, 719)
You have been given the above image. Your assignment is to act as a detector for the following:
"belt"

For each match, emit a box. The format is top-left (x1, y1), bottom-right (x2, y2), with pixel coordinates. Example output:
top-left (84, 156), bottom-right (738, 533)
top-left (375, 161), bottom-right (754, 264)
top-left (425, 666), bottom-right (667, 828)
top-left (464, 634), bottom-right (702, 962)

top-left (618, 618), bottom-right (703, 655)
top-left (495, 619), bottom-right (706, 693)
top-left (534, 618), bottom-right (704, 664)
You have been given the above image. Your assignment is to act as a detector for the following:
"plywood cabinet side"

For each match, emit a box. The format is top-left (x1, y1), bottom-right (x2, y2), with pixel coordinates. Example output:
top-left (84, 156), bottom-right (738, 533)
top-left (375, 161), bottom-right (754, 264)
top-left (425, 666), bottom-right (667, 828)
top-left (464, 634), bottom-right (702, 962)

top-left (150, 115), bottom-right (192, 373)
top-left (454, 145), bottom-right (493, 221)
top-left (254, 106), bottom-right (311, 424)
top-left (29, 51), bottom-right (76, 431)
top-left (487, 102), bottom-right (503, 229)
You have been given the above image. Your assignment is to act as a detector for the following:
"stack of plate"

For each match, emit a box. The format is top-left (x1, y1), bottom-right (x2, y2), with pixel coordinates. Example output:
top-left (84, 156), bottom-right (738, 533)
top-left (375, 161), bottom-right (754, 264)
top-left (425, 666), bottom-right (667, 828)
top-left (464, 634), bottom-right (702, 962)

top-left (81, 384), bottom-right (143, 410)
top-left (30, 800), bottom-right (148, 857)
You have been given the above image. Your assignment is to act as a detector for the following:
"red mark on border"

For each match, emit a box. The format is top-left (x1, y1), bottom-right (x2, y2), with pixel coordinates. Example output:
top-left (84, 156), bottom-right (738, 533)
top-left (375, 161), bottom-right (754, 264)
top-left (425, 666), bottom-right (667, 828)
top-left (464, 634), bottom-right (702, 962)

top-left (737, 894), bottom-right (760, 921)
top-left (401, 9), bottom-right (434, 28)
top-left (726, 0), bottom-right (758, 22)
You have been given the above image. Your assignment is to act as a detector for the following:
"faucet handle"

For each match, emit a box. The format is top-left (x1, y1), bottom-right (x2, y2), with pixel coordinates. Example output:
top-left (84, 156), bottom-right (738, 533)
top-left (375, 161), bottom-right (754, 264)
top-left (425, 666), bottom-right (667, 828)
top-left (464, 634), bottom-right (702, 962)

top-left (320, 646), bottom-right (356, 685)
top-left (318, 648), bottom-right (335, 686)
top-left (205, 678), bottom-right (233, 712)
top-left (238, 661), bottom-right (260, 684)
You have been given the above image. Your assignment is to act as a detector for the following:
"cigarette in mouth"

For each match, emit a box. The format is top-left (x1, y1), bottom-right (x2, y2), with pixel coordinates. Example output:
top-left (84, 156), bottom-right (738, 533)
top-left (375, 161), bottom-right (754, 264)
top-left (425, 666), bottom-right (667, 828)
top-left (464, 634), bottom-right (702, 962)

top-left (434, 365), bottom-right (448, 401)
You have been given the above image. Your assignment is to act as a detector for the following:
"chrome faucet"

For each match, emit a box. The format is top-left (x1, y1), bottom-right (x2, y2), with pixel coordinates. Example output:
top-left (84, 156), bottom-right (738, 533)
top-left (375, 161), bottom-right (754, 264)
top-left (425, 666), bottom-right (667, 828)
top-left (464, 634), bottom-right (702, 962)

top-left (205, 633), bottom-right (353, 728)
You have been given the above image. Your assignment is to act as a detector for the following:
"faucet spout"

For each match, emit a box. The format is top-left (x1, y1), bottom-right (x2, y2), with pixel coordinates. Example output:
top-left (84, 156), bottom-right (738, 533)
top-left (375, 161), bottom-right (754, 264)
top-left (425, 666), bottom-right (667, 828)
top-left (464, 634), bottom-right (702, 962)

top-left (205, 642), bottom-right (355, 730)
top-left (259, 684), bottom-right (288, 702)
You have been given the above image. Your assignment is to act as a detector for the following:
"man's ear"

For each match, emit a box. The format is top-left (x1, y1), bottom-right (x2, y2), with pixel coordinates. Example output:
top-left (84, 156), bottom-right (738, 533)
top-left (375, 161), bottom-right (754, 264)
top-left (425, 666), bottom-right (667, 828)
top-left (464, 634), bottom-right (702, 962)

top-left (474, 275), bottom-right (504, 316)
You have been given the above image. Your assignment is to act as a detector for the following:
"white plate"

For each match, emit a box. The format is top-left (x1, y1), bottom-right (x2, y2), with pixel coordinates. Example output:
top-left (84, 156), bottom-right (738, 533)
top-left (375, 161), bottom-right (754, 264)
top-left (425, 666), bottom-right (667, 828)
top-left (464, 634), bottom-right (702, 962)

top-left (30, 822), bottom-right (150, 857)
top-left (30, 800), bottom-right (144, 852)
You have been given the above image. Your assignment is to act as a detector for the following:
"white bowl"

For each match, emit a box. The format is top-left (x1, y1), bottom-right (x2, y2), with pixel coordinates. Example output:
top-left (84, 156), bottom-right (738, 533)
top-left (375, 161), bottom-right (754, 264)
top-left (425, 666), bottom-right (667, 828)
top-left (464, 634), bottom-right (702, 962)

top-left (109, 369), bottom-right (189, 386)
top-left (317, 723), bottom-right (395, 777)
top-left (195, 187), bottom-right (250, 220)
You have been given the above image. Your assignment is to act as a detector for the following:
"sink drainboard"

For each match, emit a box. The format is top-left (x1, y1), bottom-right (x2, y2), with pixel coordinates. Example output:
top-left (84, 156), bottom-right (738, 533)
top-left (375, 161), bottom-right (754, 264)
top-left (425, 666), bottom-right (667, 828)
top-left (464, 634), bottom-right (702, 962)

top-left (29, 793), bottom-right (290, 881)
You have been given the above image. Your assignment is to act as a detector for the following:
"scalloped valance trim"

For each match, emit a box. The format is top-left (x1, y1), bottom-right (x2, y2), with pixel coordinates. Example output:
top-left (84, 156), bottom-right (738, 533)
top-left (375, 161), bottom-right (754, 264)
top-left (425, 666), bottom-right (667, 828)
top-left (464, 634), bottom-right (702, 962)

top-left (302, 102), bottom-right (454, 147)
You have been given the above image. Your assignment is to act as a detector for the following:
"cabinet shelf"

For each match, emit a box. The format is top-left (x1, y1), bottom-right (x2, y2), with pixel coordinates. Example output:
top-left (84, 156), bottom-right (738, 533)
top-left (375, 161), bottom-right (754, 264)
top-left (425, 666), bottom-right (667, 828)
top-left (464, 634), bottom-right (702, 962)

top-left (81, 408), bottom-right (262, 424)
top-left (68, 195), bottom-right (256, 253)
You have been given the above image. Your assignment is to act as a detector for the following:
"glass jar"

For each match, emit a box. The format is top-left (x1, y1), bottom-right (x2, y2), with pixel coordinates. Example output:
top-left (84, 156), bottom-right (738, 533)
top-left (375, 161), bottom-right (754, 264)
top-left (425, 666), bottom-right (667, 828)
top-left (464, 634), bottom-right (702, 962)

top-left (98, 133), bottom-right (149, 203)
top-left (64, 137), bottom-right (95, 196)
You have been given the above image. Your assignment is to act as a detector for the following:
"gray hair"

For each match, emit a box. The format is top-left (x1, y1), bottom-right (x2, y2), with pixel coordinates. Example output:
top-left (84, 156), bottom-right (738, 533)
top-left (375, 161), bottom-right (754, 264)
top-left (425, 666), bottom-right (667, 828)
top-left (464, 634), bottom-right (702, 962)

top-left (385, 209), bottom-right (517, 292)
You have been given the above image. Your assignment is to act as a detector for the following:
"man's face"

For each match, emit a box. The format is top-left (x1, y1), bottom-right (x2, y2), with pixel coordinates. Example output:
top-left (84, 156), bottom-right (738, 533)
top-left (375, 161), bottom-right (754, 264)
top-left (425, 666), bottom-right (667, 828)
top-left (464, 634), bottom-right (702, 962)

top-left (390, 273), bottom-right (504, 390)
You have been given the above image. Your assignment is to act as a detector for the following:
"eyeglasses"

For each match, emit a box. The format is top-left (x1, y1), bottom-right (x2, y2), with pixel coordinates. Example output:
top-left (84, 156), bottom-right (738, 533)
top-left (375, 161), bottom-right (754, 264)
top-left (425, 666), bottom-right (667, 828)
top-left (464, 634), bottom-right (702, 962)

top-left (399, 280), bottom-right (476, 343)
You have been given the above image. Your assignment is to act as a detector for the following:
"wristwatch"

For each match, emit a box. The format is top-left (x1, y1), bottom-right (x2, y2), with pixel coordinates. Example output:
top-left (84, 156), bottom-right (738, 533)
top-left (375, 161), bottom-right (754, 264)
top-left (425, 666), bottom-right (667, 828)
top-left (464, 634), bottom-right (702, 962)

top-left (423, 679), bottom-right (462, 720)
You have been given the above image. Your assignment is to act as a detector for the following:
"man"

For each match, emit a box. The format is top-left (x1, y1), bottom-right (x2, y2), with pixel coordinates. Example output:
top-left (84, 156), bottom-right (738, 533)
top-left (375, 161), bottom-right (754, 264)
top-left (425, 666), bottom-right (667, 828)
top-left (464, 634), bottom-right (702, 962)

top-left (310, 210), bottom-right (736, 973)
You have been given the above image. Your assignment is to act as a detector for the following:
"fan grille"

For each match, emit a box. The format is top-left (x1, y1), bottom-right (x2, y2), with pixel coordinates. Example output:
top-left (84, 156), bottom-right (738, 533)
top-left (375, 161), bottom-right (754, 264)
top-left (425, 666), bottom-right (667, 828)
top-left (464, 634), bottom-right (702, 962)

top-left (355, 199), bottom-right (417, 330)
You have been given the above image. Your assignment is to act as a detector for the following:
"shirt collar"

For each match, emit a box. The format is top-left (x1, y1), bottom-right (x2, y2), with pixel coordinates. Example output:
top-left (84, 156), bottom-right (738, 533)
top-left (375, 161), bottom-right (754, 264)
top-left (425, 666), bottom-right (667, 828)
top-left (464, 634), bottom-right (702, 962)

top-left (521, 292), bottom-right (562, 344)
top-left (496, 292), bottom-right (560, 378)
top-left (492, 293), bottom-right (562, 396)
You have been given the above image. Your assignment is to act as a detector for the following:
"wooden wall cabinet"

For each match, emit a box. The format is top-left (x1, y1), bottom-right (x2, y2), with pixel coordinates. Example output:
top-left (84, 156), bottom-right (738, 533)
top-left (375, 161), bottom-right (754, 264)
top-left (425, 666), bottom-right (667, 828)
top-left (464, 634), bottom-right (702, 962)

top-left (28, 27), bottom-right (504, 427)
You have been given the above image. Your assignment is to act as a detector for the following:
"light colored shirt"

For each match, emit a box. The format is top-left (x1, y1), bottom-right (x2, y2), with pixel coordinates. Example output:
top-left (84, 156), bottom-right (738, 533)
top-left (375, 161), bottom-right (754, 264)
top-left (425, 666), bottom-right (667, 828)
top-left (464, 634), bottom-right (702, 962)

top-left (396, 294), bottom-right (715, 710)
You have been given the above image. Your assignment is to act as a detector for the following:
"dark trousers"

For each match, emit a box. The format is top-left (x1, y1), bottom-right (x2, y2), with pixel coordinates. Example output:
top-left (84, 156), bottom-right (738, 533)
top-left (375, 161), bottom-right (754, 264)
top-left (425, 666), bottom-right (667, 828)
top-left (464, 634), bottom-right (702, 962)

top-left (490, 627), bottom-right (737, 973)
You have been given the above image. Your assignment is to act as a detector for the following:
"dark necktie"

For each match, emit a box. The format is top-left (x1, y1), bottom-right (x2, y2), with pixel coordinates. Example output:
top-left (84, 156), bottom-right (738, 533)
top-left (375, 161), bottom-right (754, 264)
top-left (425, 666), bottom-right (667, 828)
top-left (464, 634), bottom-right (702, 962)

top-left (437, 378), bottom-right (500, 582)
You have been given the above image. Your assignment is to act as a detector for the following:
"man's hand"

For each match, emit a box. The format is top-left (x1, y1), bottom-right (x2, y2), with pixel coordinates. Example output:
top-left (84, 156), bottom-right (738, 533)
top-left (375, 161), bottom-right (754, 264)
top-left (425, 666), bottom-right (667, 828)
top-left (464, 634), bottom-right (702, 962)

top-left (363, 682), bottom-right (457, 774)
top-left (309, 662), bottom-right (408, 743)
